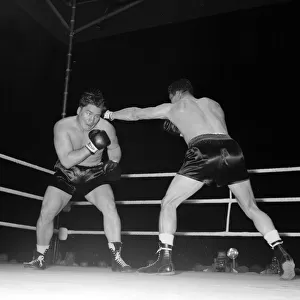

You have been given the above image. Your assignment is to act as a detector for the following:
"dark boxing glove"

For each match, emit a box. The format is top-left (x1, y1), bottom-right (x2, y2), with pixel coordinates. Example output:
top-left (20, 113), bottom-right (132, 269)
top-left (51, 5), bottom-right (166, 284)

top-left (103, 160), bottom-right (118, 173)
top-left (86, 129), bottom-right (111, 154)
top-left (103, 160), bottom-right (121, 181)
top-left (163, 120), bottom-right (181, 136)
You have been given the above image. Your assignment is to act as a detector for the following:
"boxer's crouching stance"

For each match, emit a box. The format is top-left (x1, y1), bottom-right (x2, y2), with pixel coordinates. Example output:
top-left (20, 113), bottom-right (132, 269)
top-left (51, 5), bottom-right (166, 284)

top-left (103, 79), bottom-right (295, 280)
top-left (24, 89), bottom-right (131, 272)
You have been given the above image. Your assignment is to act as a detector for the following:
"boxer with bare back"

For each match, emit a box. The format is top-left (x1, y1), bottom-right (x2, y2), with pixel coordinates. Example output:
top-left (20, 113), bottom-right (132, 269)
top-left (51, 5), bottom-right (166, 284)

top-left (103, 79), bottom-right (295, 279)
top-left (24, 89), bottom-right (131, 272)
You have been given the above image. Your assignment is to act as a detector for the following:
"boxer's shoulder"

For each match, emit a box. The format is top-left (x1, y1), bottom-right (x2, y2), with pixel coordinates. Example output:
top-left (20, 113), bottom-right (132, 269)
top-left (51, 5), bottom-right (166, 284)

top-left (55, 116), bottom-right (76, 126)
top-left (95, 118), bottom-right (115, 131)
top-left (54, 116), bottom-right (77, 133)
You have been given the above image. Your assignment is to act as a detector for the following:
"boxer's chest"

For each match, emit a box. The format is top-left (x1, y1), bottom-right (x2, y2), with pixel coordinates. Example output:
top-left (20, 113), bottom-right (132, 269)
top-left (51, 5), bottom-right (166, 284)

top-left (68, 129), bottom-right (91, 150)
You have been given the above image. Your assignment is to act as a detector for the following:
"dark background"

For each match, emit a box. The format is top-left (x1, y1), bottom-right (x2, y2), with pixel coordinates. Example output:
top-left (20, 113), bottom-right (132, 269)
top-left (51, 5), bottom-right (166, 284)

top-left (0, 1), bottom-right (299, 270)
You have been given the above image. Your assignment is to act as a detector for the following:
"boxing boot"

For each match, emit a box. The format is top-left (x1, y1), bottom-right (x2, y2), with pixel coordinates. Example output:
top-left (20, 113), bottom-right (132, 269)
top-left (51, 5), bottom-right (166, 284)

top-left (23, 249), bottom-right (49, 270)
top-left (273, 244), bottom-right (295, 280)
top-left (137, 242), bottom-right (175, 275)
top-left (108, 242), bottom-right (132, 272)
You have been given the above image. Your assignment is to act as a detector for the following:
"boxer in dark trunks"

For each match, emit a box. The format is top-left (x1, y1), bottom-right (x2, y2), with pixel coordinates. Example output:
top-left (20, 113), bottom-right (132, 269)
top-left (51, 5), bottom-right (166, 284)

top-left (103, 79), bottom-right (295, 279)
top-left (24, 89), bottom-right (131, 272)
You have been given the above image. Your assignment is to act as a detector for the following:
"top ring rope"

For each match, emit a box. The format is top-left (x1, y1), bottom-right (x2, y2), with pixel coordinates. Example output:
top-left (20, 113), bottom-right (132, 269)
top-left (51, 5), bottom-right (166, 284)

top-left (1, 153), bottom-right (300, 177)
top-left (0, 154), bottom-right (54, 175)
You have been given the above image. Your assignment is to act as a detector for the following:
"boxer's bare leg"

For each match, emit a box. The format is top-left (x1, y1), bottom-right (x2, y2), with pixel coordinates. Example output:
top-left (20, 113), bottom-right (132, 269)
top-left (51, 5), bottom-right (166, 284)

top-left (159, 174), bottom-right (204, 234)
top-left (24, 186), bottom-right (72, 269)
top-left (138, 175), bottom-right (204, 275)
top-left (229, 180), bottom-right (295, 280)
top-left (86, 184), bottom-right (131, 272)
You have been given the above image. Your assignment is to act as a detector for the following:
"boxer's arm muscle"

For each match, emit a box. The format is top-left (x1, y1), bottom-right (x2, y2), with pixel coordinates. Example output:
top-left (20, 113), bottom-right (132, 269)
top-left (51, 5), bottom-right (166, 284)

top-left (54, 123), bottom-right (90, 169)
top-left (105, 123), bottom-right (121, 163)
top-left (111, 103), bottom-right (171, 121)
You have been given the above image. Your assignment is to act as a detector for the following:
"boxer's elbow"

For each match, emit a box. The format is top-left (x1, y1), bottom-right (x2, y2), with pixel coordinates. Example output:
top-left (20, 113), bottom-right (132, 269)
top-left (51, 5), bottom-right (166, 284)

top-left (60, 159), bottom-right (72, 169)
top-left (59, 154), bottom-right (75, 169)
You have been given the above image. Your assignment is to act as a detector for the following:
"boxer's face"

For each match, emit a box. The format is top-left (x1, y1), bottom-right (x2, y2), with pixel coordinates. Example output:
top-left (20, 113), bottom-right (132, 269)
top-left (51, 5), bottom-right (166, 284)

top-left (77, 104), bottom-right (102, 130)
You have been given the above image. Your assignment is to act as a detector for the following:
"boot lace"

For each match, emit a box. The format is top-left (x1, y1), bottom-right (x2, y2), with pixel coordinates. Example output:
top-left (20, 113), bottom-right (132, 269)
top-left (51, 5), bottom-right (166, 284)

top-left (145, 246), bottom-right (171, 267)
top-left (114, 252), bottom-right (129, 267)
top-left (31, 254), bottom-right (45, 267)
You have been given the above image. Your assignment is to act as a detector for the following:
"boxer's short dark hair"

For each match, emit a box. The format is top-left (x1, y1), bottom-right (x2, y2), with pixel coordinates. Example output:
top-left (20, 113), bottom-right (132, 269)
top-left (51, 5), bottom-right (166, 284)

top-left (79, 89), bottom-right (106, 109)
top-left (168, 79), bottom-right (193, 95)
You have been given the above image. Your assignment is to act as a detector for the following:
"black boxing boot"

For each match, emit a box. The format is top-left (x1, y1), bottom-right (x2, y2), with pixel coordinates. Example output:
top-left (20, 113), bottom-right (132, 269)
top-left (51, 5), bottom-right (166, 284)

top-left (273, 244), bottom-right (295, 280)
top-left (137, 242), bottom-right (175, 275)
top-left (23, 249), bottom-right (49, 270)
top-left (108, 242), bottom-right (132, 272)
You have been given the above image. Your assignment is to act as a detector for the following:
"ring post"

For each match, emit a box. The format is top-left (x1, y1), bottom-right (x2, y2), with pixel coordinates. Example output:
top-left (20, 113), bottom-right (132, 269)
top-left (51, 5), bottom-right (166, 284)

top-left (52, 0), bottom-right (77, 265)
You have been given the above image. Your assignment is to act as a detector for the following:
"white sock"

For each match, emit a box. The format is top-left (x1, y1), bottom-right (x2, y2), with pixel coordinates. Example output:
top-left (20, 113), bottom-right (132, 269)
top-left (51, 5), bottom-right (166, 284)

top-left (36, 245), bottom-right (49, 255)
top-left (159, 233), bottom-right (174, 246)
top-left (264, 230), bottom-right (283, 249)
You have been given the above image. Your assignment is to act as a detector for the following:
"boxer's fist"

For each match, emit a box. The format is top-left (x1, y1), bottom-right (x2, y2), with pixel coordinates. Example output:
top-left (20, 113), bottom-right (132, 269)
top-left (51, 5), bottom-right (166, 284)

top-left (163, 120), bottom-right (181, 136)
top-left (103, 160), bottom-right (121, 181)
top-left (186, 147), bottom-right (202, 160)
top-left (103, 160), bottom-right (118, 173)
top-left (86, 130), bottom-right (111, 154)
top-left (102, 110), bottom-right (114, 121)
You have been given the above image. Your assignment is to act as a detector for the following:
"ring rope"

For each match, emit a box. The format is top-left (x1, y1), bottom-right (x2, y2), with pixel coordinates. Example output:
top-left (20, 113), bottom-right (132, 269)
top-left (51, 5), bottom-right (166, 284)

top-left (65, 230), bottom-right (300, 237)
top-left (1, 221), bottom-right (299, 237)
top-left (1, 153), bottom-right (300, 239)
top-left (0, 187), bottom-right (43, 201)
top-left (0, 221), bottom-right (58, 234)
top-left (1, 186), bottom-right (300, 205)
top-left (0, 154), bottom-right (54, 175)
top-left (1, 153), bottom-right (300, 177)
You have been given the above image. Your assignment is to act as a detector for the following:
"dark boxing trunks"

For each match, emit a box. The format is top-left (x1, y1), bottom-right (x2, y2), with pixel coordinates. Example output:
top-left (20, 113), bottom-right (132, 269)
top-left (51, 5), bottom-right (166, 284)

top-left (49, 160), bottom-right (121, 196)
top-left (178, 134), bottom-right (249, 187)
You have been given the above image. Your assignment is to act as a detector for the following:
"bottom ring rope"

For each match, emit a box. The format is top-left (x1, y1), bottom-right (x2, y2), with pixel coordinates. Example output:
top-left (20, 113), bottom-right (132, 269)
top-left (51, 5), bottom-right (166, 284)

top-left (1, 221), bottom-right (300, 238)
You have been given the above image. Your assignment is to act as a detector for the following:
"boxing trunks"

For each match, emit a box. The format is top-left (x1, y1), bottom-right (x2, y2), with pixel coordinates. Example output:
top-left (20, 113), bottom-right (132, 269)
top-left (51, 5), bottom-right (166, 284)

top-left (49, 160), bottom-right (121, 196)
top-left (178, 134), bottom-right (249, 186)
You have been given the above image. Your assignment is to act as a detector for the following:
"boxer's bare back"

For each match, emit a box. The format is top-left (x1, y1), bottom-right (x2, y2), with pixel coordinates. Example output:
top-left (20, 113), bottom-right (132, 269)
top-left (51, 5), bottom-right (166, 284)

top-left (166, 96), bottom-right (229, 143)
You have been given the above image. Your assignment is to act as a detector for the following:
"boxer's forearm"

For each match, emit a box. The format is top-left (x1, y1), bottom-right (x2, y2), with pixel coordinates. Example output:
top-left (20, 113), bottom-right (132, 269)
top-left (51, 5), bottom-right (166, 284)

top-left (110, 107), bottom-right (141, 121)
top-left (61, 147), bottom-right (91, 169)
top-left (107, 145), bottom-right (121, 163)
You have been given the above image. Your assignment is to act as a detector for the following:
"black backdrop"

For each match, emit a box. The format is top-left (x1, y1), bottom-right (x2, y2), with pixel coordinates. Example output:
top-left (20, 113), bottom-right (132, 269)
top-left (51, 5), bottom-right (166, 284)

top-left (1, 1), bottom-right (299, 269)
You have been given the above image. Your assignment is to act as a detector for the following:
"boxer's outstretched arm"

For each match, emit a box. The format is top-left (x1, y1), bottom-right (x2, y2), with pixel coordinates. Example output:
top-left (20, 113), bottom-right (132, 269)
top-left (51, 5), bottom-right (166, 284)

top-left (105, 103), bottom-right (171, 121)
top-left (54, 122), bottom-right (90, 169)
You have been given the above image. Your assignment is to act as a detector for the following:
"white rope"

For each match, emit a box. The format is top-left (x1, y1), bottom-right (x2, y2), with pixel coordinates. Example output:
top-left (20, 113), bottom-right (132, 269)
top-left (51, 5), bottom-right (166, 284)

top-left (0, 221), bottom-right (59, 233)
top-left (63, 229), bottom-right (300, 237)
top-left (1, 222), bottom-right (299, 238)
top-left (1, 153), bottom-right (300, 239)
top-left (0, 221), bottom-right (36, 231)
top-left (72, 197), bottom-right (300, 205)
top-left (0, 154), bottom-right (54, 174)
top-left (1, 187), bottom-right (300, 205)
top-left (0, 187), bottom-right (43, 201)
top-left (121, 166), bottom-right (300, 178)
top-left (248, 166), bottom-right (300, 174)
top-left (1, 153), bottom-right (300, 178)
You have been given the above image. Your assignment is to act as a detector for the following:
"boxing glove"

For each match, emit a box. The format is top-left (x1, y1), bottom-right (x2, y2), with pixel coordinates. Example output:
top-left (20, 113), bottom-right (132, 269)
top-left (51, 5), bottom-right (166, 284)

top-left (103, 160), bottom-right (121, 181)
top-left (103, 160), bottom-right (118, 173)
top-left (102, 110), bottom-right (114, 121)
top-left (163, 120), bottom-right (181, 136)
top-left (86, 129), bottom-right (111, 154)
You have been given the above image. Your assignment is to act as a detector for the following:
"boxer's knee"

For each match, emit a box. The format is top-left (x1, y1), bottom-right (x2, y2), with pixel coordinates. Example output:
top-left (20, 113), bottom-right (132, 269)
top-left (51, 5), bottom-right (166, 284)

top-left (241, 202), bottom-right (260, 220)
top-left (161, 196), bottom-right (179, 212)
top-left (100, 198), bottom-right (119, 217)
